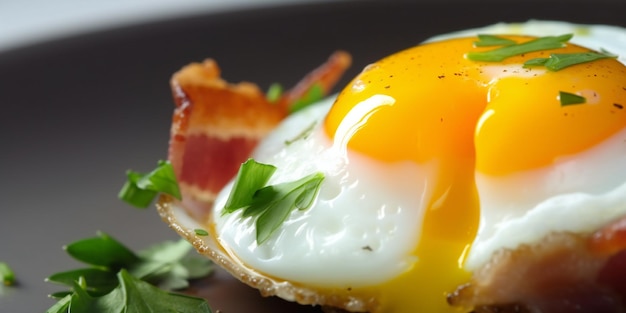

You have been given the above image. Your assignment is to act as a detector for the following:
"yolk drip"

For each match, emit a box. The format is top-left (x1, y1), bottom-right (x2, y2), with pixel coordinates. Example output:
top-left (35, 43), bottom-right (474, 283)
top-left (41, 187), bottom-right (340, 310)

top-left (323, 36), bottom-right (626, 312)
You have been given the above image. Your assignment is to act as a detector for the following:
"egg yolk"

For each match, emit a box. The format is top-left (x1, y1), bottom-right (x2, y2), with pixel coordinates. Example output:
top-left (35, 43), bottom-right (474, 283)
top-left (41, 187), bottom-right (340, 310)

top-left (324, 36), bottom-right (626, 312)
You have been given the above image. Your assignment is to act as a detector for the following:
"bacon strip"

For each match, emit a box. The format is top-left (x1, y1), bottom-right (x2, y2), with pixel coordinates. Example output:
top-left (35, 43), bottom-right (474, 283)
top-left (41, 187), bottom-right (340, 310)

top-left (168, 52), bottom-right (351, 220)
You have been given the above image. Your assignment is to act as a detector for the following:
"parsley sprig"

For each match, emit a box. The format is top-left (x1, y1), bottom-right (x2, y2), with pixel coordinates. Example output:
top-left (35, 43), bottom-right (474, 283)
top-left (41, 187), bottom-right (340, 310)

top-left (45, 232), bottom-right (213, 313)
top-left (223, 159), bottom-right (325, 244)
top-left (48, 270), bottom-right (211, 313)
top-left (119, 160), bottom-right (181, 208)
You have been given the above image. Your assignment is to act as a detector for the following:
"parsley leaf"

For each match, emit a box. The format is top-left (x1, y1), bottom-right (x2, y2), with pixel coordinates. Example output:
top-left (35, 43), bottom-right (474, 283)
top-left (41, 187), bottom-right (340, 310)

top-left (65, 231), bottom-right (139, 269)
top-left (194, 229), bottom-right (209, 236)
top-left (45, 295), bottom-right (72, 313)
top-left (47, 268), bottom-right (118, 297)
top-left (0, 262), bottom-right (15, 286)
top-left (223, 159), bottom-right (325, 244)
top-left (133, 239), bottom-right (213, 290)
top-left (46, 233), bottom-right (213, 312)
top-left (67, 279), bottom-right (124, 313)
top-left (119, 270), bottom-right (211, 313)
top-left (559, 91), bottom-right (586, 106)
top-left (223, 159), bottom-right (276, 214)
top-left (254, 173), bottom-right (324, 243)
top-left (524, 51), bottom-right (617, 71)
top-left (119, 160), bottom-right (181, 208)
top-left (266, 83), bottom-right (284, 103)
top-left (467, 34), bottom-right (573, 62)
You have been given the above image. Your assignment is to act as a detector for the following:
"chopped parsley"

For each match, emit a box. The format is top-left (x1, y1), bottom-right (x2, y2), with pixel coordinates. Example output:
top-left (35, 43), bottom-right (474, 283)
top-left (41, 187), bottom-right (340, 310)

top-left (468, 34), bottom-right (620, 108)
top-left (194, 229), bottom-right (209, 236)
top-left (290, 83), bottom-right (325, 114)
top-left (469, 34), bottom-right (619, 72)
top-left (119, 160), bottom-right (181, 208)
top-left (266, 83), bottom-right (284, 103)
top-left (524, 51), bottom-right (617, 71)
top-left (467, 34), bottom-right (573, 62)
top-left (0, 262), bottom-right (15, 286)
top-left (473, 34), bottom-right (517, 47)
top-left (559, 91), bottom-right (586, 106)
top-left (223, 159), bottom-right (324, 244)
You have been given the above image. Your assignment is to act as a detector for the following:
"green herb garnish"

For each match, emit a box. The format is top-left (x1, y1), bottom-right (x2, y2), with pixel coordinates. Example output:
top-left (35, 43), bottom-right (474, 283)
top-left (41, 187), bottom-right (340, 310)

top-left (45, 232), bottom-right (213, 312)
top-left (559, 91), bottom-right (586, 106)
top-left (524, 51), bottom-right (617, 71)
top-left (119, 160), bottom-right (181, 208)
top-left (266, 83), bottom-right (284, 103)
top-left (223, 159), bottom-right (276, 214)
top-left (467, 34), bottom-right (573, 62)
top-left (46, 270), bottom-right (211, 313)
top-left (223, 159), bottom-right (324, 244)
top-left (290, 83), bottom-right (325, 114)
top-left (473, 34), bottom-right (517, 47)
top-left (0, 262), bottom-right (15, 286)
top-left (194, 229), bottom-right (209, 236)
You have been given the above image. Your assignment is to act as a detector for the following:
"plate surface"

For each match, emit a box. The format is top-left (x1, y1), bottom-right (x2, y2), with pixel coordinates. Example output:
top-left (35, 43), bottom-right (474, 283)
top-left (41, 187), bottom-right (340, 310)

top-left (1, 1), bottom-right (625, 312)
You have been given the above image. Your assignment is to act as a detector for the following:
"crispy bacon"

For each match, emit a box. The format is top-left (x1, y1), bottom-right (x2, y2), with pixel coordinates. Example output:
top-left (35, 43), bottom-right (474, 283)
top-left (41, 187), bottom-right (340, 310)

top-left (168, 52), bottom-right (351, 220)
top-left (449, 216), bottom-right (626, 313)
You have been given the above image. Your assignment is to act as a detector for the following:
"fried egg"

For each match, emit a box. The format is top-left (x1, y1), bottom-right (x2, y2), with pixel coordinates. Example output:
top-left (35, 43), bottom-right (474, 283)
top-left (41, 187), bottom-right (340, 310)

top-left (178, 21), bottom-right (626, 312)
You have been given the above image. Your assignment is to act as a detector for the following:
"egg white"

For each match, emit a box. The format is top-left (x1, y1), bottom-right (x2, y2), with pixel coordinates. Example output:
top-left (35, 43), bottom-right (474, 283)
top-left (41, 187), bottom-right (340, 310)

top-left (213, 97), bottom-right (432, 286)
top-left (467, 127), bottom-right (626, 269)
top-left (212, 20), bottom-right (626, 287)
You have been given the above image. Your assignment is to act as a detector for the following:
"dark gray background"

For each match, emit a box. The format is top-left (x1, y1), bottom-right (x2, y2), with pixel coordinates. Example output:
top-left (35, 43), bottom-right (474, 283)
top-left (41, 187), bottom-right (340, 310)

top-left (1, 1), bottom-right (625, 312)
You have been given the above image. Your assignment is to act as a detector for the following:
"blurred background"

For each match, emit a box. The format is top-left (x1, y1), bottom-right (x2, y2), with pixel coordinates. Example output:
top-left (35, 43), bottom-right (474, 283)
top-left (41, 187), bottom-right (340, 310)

top-left (4, 0), bottom-right (623, 53)
top-left (0, 0), bottom-right (334, 52)
top-left (0, 0), bottom-right (624, 312)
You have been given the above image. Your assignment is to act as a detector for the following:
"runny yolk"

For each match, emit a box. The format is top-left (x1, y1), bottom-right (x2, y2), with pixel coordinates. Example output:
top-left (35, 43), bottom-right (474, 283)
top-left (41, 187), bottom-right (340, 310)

top-left (323, 36), bottom-right (626, 312)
